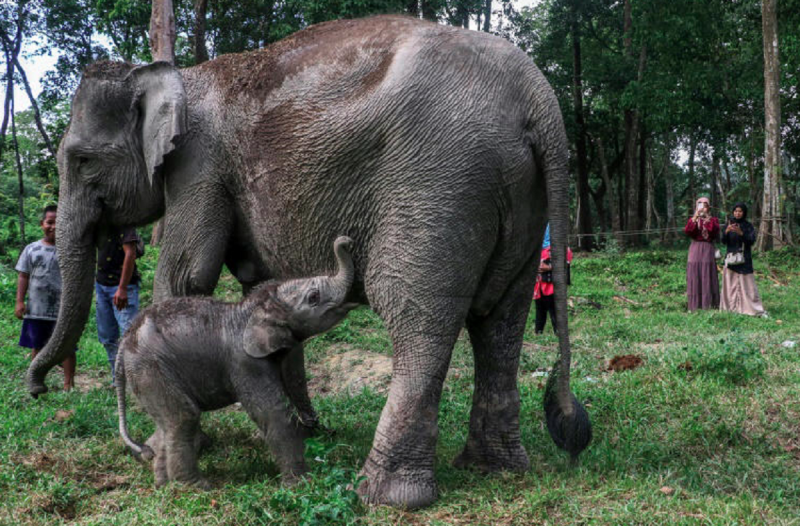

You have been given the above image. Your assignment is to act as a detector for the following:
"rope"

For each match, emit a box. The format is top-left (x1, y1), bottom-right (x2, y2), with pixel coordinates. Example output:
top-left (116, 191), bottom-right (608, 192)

top-left (572, 216), bottom-right (792, 239)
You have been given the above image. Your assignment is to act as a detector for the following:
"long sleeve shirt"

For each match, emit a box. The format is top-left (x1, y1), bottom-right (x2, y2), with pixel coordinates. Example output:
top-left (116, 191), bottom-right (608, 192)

top-left (684, 216), bottom-right (719, 243)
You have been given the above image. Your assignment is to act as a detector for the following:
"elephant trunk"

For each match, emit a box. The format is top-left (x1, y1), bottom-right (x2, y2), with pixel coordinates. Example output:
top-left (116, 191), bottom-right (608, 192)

top-left (326, 236), bottom-right (355, 304)
top-left (27, 185), bottom-right (100, 397)
top-left (540, 118), bottom-right (592, 458)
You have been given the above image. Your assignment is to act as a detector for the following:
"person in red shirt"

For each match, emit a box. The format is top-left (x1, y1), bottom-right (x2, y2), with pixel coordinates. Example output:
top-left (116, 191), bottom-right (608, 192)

top-left (533, 224), bottom-right (573, 334)
top-left (684, 196), bottom-right (720, 311)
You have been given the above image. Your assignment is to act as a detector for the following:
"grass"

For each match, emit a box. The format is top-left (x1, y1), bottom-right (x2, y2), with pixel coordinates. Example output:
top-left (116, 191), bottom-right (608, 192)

top-left (1, 245), bottom-right (799, 524)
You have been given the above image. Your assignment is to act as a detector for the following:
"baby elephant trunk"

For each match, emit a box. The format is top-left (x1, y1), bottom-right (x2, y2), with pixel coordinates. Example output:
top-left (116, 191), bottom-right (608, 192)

top-left (326, 236), bottom-right (355, 303)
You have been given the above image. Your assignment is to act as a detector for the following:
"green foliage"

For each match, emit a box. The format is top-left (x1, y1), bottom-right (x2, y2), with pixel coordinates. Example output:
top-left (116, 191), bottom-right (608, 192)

top-left (686, 330), bottom-right (766, 385)
top-left (264, 439), bottom-right (364, 526)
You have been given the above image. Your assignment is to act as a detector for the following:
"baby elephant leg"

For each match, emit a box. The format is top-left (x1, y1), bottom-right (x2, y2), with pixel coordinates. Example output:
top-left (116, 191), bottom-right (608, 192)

top-left (164, 413), bottom-right (212, 489)
top-left (242, 393), bottom-right (307, 484)
top-left (147, 427), bottom-right (168, 487)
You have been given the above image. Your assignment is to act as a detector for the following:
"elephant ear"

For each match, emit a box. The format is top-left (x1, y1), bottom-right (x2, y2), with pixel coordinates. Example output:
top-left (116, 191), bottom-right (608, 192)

top-left (243, 307), bottom-right (297, 359)
top-left (128, 62), bottom-right (187, 186)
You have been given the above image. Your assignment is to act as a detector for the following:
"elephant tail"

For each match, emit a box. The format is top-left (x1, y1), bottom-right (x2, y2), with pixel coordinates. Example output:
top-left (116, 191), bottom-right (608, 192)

top-left (116, 349), bottom-right (155, 462)
top-left (533, 98), bottom-right (593, 460)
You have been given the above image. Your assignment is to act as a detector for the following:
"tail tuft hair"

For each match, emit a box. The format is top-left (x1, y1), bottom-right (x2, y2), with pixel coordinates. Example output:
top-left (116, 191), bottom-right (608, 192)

top-left (543, 365), bottom-right (592, 459)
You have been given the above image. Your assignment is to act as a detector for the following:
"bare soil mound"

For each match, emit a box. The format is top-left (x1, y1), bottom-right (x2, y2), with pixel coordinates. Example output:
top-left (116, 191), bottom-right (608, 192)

top-left (308, 346), bottom-right (393, 397)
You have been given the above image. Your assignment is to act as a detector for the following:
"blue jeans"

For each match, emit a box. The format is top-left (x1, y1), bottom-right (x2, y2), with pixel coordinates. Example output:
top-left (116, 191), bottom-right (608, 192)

top-left (95, 282), bottom-right (139, 376)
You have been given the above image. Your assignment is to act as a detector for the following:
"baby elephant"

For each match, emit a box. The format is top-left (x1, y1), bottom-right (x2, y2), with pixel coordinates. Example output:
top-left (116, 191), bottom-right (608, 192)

top-left (116, 236), bottom-right (356, 489)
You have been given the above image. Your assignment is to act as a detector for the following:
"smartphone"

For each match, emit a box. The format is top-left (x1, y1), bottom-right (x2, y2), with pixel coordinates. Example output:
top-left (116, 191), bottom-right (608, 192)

top-left (697, 203), bottom-right (705, 212)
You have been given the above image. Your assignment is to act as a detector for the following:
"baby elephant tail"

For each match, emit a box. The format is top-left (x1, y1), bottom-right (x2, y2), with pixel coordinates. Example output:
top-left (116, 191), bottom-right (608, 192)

top-left (116, 349), bottom-right (155, 461)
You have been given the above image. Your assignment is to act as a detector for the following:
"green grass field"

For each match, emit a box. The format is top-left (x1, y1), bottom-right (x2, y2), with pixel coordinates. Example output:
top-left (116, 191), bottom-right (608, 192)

top-left (1, 246), bottom-right (799, 525)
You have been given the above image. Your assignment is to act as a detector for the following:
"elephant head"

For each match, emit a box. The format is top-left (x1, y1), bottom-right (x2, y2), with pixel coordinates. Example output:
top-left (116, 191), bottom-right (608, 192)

top-left (27, 61), bottom-right (186, 396)
top-left (243, 236), bottom-right (357, 358)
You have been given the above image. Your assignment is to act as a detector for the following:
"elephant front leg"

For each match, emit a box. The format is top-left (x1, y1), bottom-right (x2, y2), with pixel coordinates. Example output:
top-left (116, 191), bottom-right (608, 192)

top-left (241, 389), bottom-right (307, 484)
top-left (153, 187), bottom-right (234, 302)
top-left (280, 344), bottom-right (322, 434)
top-left (454, 266), bottom-right (535, 473)
top-left (357, 296), bottom-right (468, 509)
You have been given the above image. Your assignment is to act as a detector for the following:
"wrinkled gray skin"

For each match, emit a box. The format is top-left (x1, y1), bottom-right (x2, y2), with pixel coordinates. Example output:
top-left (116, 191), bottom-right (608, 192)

top-left (29, 15), bottom-right (589, 508)
top-left (116, 237), bottom-right (356, 488)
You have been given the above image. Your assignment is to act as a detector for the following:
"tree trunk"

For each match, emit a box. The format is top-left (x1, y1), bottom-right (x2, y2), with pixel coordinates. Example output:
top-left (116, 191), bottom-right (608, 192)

top-left (636, 122), bottom-right (648, 243)
top-left (150, 0), bottom-right (176, 64)
top-left (7, 54), bottom-right (57, 158)
top-left (0, 21), bottom-right (22, 162)
top-left (571, 3), bottom-right (593, 251)
top-left (149, 0), bottom-right (177, 245)
top-left (747, 128), bottom-right (760, 218)
top-left (593, 135), bottom-right (623, 246)
top-left (712, 150), bottom-right (727, 215)
top-left (422, 0), bottom-right (437, 21)
top-left (757, 0), bottom-right (786, 250)
top-left (193, 0), bottom-right (209, 64)
top-left (483, 0), bottom-right (492, 32)
top-left (687, 136), bottom-right (697, 211)
top-left (664, 161), bottom-right (676, 243)
top-left (12, 95), bottom-right (26, 248)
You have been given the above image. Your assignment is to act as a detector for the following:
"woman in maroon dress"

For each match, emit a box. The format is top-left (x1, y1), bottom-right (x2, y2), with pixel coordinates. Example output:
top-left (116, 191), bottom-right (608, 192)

top-left (684, 196), bottom-right (720, 311)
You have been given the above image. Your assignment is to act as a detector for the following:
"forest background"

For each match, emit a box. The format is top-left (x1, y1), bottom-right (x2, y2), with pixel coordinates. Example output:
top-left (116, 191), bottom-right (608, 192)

top-left (2, 0), bottom-right (800, 256)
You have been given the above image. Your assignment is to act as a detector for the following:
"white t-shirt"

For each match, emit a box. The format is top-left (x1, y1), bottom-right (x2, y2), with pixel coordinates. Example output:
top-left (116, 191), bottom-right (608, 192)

top-left (15, 240), bottom-right (62, 320)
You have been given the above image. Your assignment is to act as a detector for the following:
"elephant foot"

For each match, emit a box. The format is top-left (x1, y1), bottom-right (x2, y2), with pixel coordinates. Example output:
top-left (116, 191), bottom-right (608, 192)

top-left (453, 441), bottom-right (530, 473)
top-left (356, 462), bottom-right (437, 510)
top-left (28, 377), bottom-right (48, 398)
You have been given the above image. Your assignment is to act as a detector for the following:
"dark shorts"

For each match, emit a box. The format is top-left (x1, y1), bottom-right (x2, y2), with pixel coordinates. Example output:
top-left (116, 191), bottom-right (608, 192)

top-left (19, 319), bottom-right (77, 353)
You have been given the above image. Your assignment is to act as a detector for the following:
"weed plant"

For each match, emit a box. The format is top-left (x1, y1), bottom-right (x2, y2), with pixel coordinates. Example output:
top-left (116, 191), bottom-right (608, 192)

top-left (1, 246), bottom-right (799, 524)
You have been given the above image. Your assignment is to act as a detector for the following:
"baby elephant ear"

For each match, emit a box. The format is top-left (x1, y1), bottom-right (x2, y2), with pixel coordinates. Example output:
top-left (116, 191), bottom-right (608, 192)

top-left (243, 309), bottom-right (297, 359)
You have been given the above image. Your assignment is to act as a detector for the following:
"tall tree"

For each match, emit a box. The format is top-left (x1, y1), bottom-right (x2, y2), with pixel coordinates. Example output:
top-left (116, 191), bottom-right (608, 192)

top-left (570, 0), bottom-right (593, 250)
top-left (193, 0), bottom-right (209, 64)
top-left (150, 0), bottom-right (176, 64)
top-left (757, 0), bottom-right (788, 249)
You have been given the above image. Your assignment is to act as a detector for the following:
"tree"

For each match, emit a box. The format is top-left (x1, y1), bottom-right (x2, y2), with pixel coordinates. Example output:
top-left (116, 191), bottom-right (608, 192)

top-left (150, 0), bottom-right (176, 64)
top-left (757, 0), bottom-right (789, 249)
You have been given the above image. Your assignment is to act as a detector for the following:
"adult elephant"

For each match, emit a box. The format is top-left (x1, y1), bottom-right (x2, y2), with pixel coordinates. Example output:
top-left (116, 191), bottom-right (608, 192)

top-left (28, 15), bottom-right (590, 508)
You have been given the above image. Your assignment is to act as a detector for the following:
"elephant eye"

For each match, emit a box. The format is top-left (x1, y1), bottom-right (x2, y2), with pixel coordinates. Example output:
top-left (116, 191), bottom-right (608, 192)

top-left (306, 289), bottom-right (320, 307)
top-left (75, 156), bottom-right (95, 176)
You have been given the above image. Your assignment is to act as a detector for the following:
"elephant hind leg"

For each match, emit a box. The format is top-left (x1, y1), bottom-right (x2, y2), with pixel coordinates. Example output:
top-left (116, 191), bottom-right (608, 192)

top-left (148, 427), bottom-right (169, 487)
top-left (357, 290), bottom-right (472, 509)
top-left (454, 260), bottom-right (536, 473)
top-left (163, 412), bottom-right (211, 489)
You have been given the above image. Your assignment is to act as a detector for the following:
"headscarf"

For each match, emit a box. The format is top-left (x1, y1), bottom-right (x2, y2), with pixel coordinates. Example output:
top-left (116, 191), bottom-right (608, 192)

top-left (731, 202), bottom-right (748, 223)
top-left (695, 197), bottom-right (712, 240)
top-left (696, 196), bottom-right (711, 210)
top-left (542, 223), bottom-right (551, 249)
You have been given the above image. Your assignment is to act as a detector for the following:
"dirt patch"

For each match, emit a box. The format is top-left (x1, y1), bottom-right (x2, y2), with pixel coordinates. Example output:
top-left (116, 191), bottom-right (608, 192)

top-left (90, 474), bottom-right (130, 492)
top-left (608, 354), bottom-right (644, 372)
top-left (18, 452), bottom-right (58, 472)
top-left (308, 346), bottom-right (392, 397)
top-left (74, 372), bottom-right (110, 393)
top-left (28, 494), bottom-right (77, 520)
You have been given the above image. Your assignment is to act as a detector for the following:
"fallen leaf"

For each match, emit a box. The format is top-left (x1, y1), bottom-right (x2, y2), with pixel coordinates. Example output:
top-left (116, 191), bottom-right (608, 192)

top-left (608, 355), bottom-right (644, 372)
top-left (210, 499), bottom-right (219, 509)
top-left (659, 486), bottom-right (674, 496)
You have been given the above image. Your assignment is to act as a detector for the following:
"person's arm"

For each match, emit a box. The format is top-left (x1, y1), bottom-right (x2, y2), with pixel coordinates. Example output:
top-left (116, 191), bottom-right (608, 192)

top-left (707, 217), bottom-right (720, 239)
top-left (15, 272), bottom-right (29, 319)
top-left (743, 224), bottom-right (756, 245)
top-left (685, 217), bottom-right (697, 235)
top-left (113, 242), bottom-right (137, 310)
